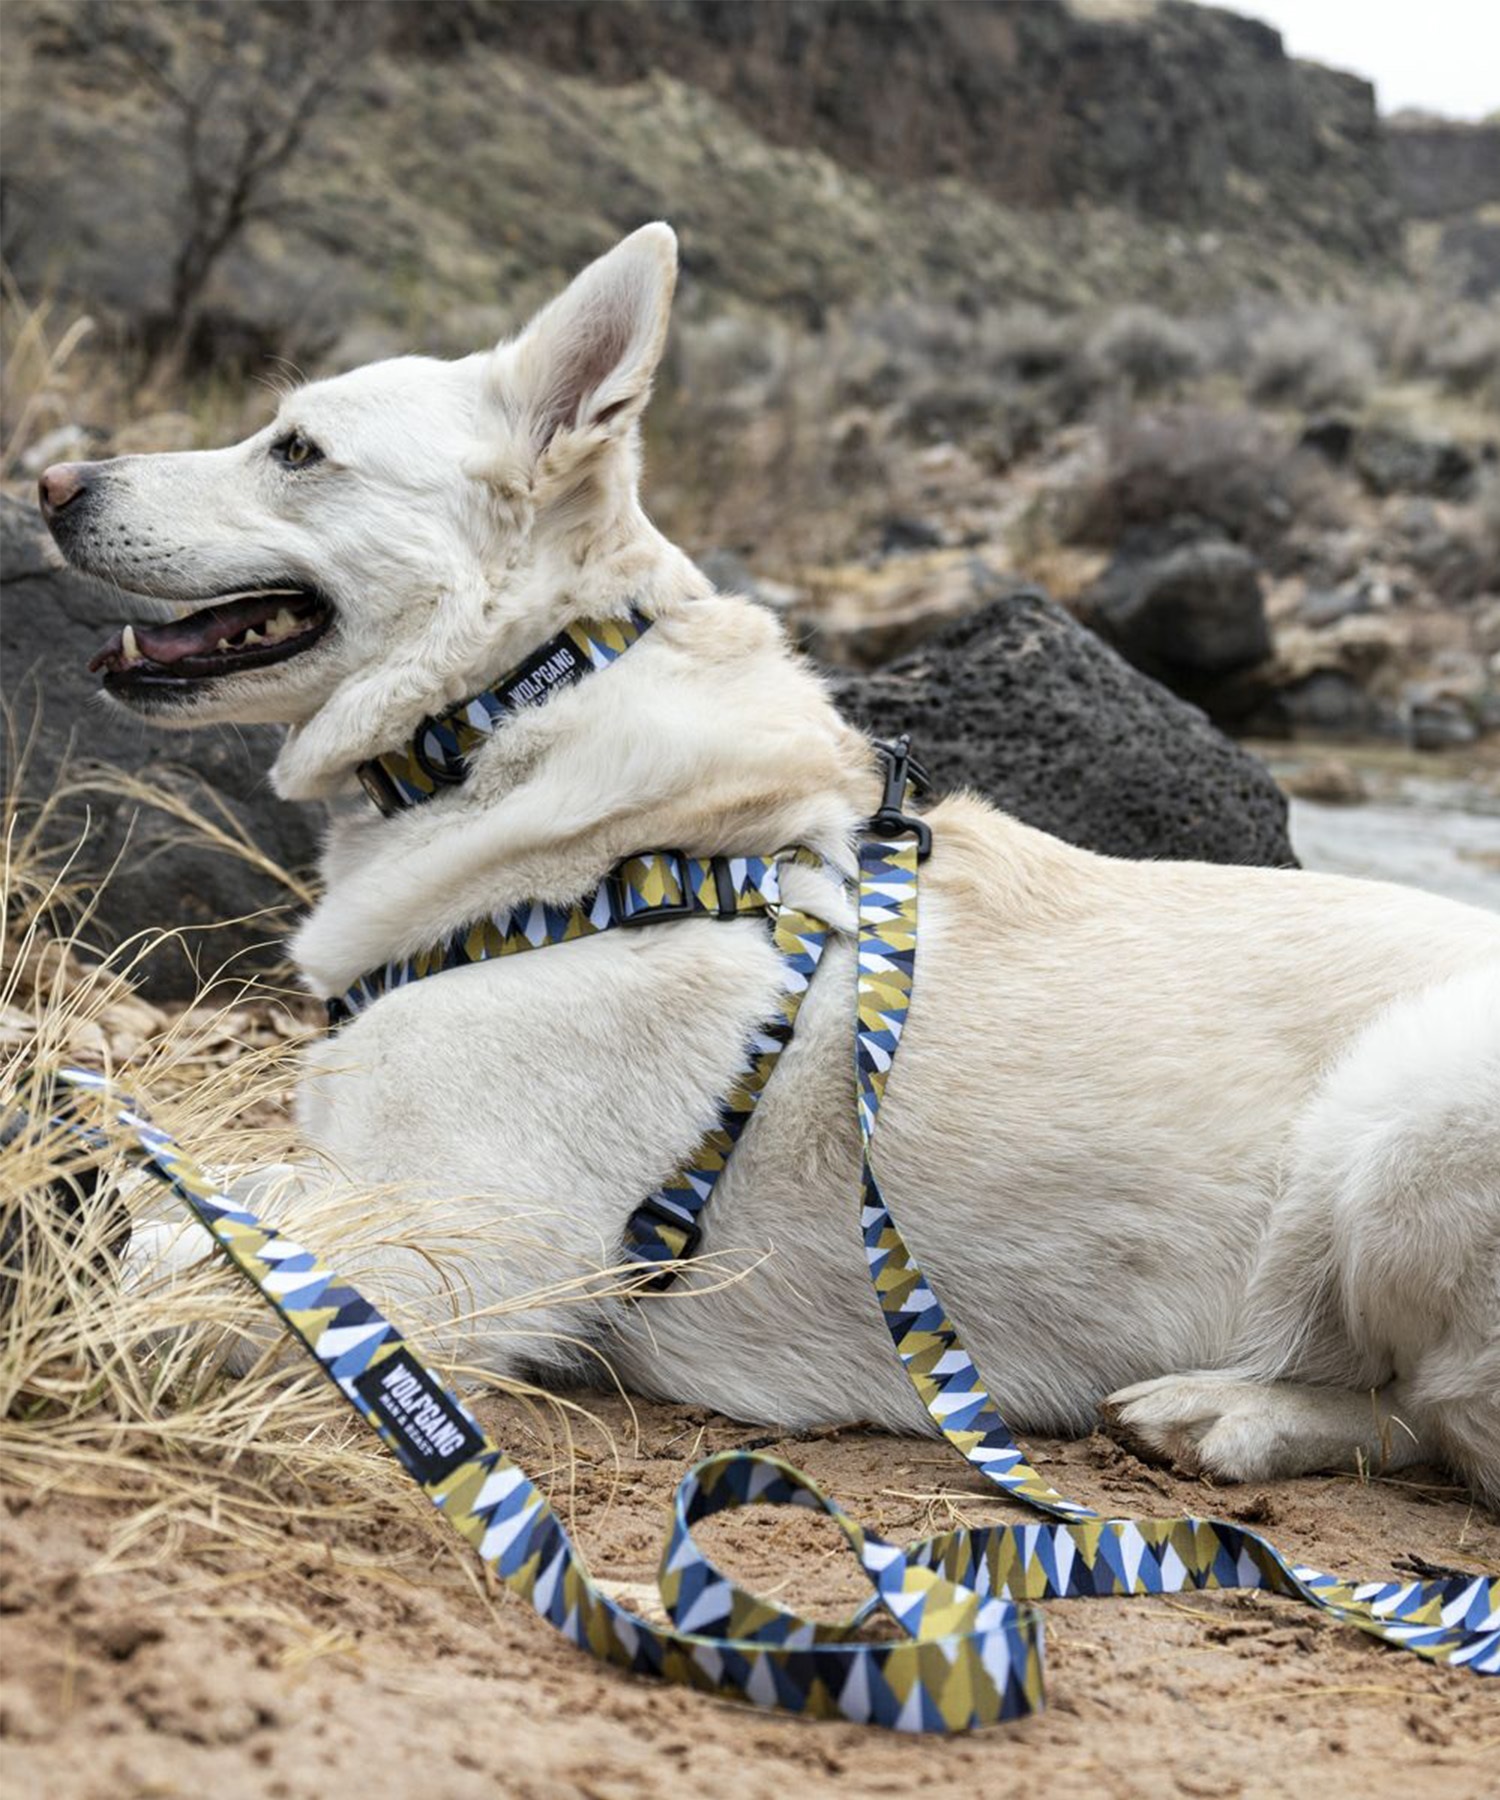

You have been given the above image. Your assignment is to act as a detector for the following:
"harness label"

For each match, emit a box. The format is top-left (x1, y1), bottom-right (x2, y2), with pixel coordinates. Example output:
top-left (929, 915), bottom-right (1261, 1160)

top-left (352, 1346), bottom-right (485, 1485)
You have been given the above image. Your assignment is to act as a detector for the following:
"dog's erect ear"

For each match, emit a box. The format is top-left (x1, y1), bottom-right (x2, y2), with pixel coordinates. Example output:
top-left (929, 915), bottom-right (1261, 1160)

top-left (499, 223), bottom-right (678, 457)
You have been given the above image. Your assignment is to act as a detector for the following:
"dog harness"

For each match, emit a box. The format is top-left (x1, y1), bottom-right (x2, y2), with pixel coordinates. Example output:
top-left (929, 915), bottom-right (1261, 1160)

top-left (338, 604), bottom-right (849, 1285)
top-left (23, 623), bottom-right (1499, 1732)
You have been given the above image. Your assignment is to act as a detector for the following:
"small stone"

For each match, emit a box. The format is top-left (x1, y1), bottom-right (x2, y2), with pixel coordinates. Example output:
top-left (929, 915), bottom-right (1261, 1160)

top-left (1281, 758), bottom-right (1367, 805)
top-left (1409, 697), bottom-right (1478, 750)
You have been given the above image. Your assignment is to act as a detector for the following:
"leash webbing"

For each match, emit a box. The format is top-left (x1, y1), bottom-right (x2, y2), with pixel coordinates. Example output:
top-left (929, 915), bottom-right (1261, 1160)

top-left (28, 831), bottom-right (1500, 1731)
top-left (851, 836), bottom-right (1499, 1674)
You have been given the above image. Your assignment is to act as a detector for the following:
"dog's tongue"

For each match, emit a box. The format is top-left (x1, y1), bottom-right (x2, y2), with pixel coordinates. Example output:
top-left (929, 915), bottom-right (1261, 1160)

top-left (88, 592), bottom-right (306, 672)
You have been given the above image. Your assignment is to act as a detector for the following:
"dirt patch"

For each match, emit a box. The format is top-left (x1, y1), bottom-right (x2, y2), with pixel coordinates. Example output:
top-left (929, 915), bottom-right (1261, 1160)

top-left (3, 1392), bottom-right (1495, 1800)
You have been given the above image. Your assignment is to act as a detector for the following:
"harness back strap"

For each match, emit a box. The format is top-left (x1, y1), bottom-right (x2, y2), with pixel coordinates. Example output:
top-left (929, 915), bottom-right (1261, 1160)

top-left (356, 610), bottom-right (652, 815)
top-left (39, 820), bottom-right (1499, 1731)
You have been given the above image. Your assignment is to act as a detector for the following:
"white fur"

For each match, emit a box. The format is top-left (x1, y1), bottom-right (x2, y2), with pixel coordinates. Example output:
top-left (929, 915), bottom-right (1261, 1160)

top-left (55, 226), bottom-right (1500, 1505)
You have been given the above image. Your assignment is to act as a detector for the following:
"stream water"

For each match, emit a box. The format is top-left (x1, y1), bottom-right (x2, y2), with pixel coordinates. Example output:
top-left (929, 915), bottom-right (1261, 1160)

top-left (1253, 745), bottom-right (1500, 915)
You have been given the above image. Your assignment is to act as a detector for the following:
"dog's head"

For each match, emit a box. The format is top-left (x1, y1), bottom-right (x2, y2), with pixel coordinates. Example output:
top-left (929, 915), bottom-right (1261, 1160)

top-left (40, 224), bottom-right (679, 784)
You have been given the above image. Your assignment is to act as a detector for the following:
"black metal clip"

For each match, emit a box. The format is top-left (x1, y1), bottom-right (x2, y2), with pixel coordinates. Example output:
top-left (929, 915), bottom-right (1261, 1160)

top-left (868, 734), bottom-right (933, 860)
top-left (410, 714), bottom-right (469, 791)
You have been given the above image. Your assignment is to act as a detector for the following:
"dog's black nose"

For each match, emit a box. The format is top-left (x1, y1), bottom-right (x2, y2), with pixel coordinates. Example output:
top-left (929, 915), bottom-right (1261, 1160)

top-left (38, 461), bottom-right (95, 521)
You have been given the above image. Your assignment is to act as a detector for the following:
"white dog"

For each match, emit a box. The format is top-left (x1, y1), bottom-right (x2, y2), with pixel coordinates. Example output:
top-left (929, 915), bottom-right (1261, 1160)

top-left (40, 225), bottom-right (1500, 1506)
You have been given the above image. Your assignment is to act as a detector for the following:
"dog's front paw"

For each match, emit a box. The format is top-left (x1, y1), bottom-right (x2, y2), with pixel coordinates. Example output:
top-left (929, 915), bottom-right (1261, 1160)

top-left (1100, 1375), bottom-right (1282, 1483)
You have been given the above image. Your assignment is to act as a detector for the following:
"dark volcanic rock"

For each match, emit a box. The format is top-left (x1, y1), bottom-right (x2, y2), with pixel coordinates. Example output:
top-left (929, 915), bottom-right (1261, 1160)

top-left (0, 496), bottom-right (322, 999)
top-left (1084, 539), bottom-right (1271, 682)
top-left (828, 587), bottom-right (1296, 868)
top-left (1387, 117), bottom-right (1500, 219)
top-left (1352, 426), bottom-right (1476, 500)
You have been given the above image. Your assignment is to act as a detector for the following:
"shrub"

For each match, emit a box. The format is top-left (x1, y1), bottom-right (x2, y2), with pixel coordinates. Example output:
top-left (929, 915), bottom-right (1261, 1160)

top-left (1087, 305), bottom-right (1205, 395)
top-left (1430, 312), bottom-right (1500, 406)
top-left (1246, 310), bottom-right (1375, 412)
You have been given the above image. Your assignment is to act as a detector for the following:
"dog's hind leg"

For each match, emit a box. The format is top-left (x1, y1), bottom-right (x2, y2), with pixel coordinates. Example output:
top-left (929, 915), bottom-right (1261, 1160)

top-left (1101, 1373), bottom-right (1430, 1483)
top-left (1106, 962), bottom-right (1500, 1503)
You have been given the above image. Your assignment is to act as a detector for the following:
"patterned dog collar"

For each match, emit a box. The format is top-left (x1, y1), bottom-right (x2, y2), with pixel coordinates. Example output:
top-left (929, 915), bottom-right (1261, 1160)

top-left (356, 609), bottom-right (652, 815)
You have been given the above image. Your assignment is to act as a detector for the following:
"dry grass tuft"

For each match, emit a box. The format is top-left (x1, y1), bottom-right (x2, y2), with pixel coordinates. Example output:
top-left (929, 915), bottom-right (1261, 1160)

top-left (0, 733), bottom-right (648, 1598)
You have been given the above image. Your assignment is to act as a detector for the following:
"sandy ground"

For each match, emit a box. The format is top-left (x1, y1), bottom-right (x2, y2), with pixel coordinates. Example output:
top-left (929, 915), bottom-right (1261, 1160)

top-left (2, 1391), bottom-right (1496, 1800)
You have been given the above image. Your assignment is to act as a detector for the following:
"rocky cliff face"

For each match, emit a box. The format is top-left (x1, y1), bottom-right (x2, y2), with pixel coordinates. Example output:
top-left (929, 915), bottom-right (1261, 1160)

top-left (1389, 118), bottom-right (1500, 218)
top-left (1388, 116), bottom-right (1500, 301)
top-left (1, 0), bottom-right (1405, 373)
top-left (402, 0), bottom-right (1398, 262)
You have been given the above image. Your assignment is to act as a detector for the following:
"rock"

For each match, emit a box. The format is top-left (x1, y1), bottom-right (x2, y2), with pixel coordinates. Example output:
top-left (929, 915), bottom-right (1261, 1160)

top-left (1297, 585), bottom-right (1369, 628)
top-left (878, 515), bottom-right (946, 555)
top-left (796, 549), bottom-right (1024, 667)
top-left (698, 550), bottom-right (805, 612)
top-left (1352, 426), bottom-right (1475, 500)
top-left (1082, 538), bottom-right (1272, 692)
top-left (1275, 671), bottom-right (1381, 736)
top-left (1299, 416), bottom-right (1356, 465)
top-left (827, 586), bottom-right (1297, 867)
top-left (1407, 695), bottom-right (1478, 751)
top-left (0, 497), bottom-right (323, 1001)
top-left (1280, 758), bottom-right (1367, 805)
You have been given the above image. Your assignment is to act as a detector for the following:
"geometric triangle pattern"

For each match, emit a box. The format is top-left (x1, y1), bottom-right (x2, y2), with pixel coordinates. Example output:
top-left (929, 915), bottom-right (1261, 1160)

top-left (620, 887), bottom-right (834, 1282)
top-left (328, 843), bottom-right (834, 1292)
top-left (853, 833), bottom-right (1500, 1676)
top-left (46, 1066), bottom-right (1041, 1731)
top-left (36, 797), bottom-right (1499, 1734)
top-left (328, 847), bottom-right (811, 1034)
top-left (355, 610), bottom-right (653, 815)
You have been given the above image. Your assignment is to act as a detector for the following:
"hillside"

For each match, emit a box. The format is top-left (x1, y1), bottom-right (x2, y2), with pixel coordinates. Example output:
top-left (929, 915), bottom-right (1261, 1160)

top-left (2, 0), bottom-right (1405, 366)
top-left (3, 0), bottom-right (1496, 761)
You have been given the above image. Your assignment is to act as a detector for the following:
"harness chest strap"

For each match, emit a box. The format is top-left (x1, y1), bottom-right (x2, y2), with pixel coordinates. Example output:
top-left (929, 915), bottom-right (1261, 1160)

top-left (332, 735), bottom-right (934, 1284)
top-left (39, 826), bottom-right (1500, 1734)
top-left (327, 845), bottom-right (835, 1286)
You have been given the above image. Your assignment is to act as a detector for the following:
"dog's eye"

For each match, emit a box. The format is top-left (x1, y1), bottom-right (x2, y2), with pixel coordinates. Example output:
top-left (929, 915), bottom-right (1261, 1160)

top-left (272, 431), bottom-right (322, 470)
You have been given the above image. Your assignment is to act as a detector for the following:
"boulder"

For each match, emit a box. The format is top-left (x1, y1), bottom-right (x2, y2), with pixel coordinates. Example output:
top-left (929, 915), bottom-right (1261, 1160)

top-left (828, 586), bottom-right (1297, 867)
top-left (1079, 535), bottom-right (1272, 714)
top-left (0, 497), bottom-right (323, 1000)
top-left (1352, 426), bottom-right (1475, 500)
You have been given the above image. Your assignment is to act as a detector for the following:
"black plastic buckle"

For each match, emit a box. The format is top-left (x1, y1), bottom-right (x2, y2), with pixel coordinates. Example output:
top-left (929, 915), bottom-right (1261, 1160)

top-left (629, 1196), bottom-right (705, 1290)
top-left (608, 849), bottom-right (697, 927)
top-left (356, 759), bottom-right (404, 817)
top-left (869, 733), bottom-right (933, 860)
top-left (709, 854), bottom-right (741, 920)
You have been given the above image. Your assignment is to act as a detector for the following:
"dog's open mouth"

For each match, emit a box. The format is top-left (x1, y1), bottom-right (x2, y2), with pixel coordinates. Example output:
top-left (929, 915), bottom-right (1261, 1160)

top-left (89, 586), bottom-right (333, 691)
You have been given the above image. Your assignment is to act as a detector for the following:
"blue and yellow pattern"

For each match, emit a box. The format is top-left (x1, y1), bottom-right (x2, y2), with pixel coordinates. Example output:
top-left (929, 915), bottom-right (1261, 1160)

top-left (32, 798), bottom-right (1500, 1734)
top-left (356, 611), bottom-right (652, 814)
top-left (331, 846), bottom-right (835, 1284)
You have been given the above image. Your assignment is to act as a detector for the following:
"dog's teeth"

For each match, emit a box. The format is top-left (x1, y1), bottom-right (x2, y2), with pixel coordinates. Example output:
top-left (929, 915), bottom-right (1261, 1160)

top-left (242, 628), bottom-right (263, 645)
top-left (217, 637), bottom-right (232, 652)
top-left (121, 624), bottom-right (141, 664)
top-left (266, 606), bottom-right (298, 641)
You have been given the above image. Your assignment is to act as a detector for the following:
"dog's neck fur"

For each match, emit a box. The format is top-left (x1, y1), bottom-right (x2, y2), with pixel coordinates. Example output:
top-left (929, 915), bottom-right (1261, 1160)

top-left (290, 497), bottom-right (876, 997)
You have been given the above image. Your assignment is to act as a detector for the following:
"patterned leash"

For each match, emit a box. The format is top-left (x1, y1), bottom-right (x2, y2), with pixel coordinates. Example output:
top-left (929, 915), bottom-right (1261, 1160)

top-left (25, 831), bottom-right (1499, 1731)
